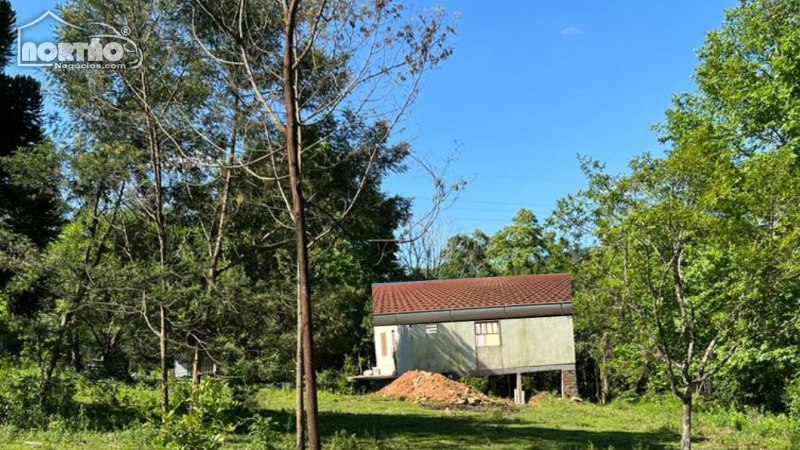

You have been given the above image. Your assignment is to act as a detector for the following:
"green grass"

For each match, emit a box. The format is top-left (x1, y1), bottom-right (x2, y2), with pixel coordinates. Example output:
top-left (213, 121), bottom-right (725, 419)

top-left (0, 387), bottom-right (796, 450)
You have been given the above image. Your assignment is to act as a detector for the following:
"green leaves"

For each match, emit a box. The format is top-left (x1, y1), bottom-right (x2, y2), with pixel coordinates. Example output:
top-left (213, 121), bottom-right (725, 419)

top-left (558, 0), bottom-right (800, 410)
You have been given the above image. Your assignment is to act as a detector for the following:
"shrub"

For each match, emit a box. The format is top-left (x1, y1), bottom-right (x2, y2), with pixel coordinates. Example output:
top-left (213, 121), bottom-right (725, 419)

top-left (317, 369), bottom-right (351, 394)
top-left (460, 376), bottom-right (488, 394)
top-left (157, 379), bottom-right (240, 450)
top-left (326, 429), bottom-right (363, 450)
top-left (786, 376), bottom-right (800, 418)
top-left (0, 363), bottom-right (77, 429)
top-left (247, 415), bottom-right (286, 450)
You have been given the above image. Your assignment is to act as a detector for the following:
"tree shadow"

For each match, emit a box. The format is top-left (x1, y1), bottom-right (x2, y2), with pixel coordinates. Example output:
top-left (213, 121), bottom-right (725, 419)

top-left (259, 408), bottom-right (680, 450)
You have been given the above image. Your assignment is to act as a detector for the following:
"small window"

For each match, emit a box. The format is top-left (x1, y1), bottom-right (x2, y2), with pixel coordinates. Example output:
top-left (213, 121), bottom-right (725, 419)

top-left (475, 321), bottom-right (501, 347)
top-left (425, 324), bottom-right (438, 334)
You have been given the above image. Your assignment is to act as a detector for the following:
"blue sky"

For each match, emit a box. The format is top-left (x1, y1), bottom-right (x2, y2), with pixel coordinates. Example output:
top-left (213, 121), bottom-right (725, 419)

top-left (10, 0), bottom-right (735, 235)
top-left (386, 0), bottom-right (735, 235)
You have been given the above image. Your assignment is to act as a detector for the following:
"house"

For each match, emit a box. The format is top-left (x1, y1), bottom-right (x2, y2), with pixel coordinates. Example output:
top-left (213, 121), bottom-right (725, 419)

top-left (174, 355), bottom-right (219, 379)
top-left (371, 273), bottom-right (578, 400)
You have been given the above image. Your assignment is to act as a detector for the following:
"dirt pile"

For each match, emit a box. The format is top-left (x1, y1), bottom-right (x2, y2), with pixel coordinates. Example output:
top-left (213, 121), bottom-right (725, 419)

top-left (378, 370), bottom-right (496, 405)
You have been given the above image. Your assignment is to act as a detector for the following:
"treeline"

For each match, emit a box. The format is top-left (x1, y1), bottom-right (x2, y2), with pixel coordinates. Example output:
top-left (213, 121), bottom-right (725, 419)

top-left (0, 0), bottom-right (457, 436)
top-left (558, 0), bottom-right (800, 418)
top-left (2, 0), bottom-right (800, 449)
top-left (402, 2), bottom-right (800, 448)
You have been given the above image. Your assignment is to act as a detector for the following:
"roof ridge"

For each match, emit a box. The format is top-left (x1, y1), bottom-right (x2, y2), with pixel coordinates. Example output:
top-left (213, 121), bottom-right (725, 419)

top-left (372, 272), bottom-right (571, 287)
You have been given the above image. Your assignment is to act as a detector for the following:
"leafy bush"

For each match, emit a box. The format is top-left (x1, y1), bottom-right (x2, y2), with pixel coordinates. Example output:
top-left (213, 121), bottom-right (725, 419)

top-left (247, 415), bottom-right (286, 450)
top-left (0, 363), bottom-right (77, 429)
top-left (232, 383), bottom-right (262, 412)
top-left (72, 377), bottom-right (163, 429)
top-left (317, 369), bottom-right (351, 394)
top-left (157, 379), bottom-right (240, 450)
top-left (460, 376), bottom-right (488, 394)
top-left (786, 376), bottom-right (800, 418)
top-left (326, 429), bottom-right (363, 450)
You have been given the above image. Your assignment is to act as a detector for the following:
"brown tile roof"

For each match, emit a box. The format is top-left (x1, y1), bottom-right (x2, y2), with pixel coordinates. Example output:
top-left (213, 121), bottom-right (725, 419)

top-left (372, 273), bottom-right (572, 314)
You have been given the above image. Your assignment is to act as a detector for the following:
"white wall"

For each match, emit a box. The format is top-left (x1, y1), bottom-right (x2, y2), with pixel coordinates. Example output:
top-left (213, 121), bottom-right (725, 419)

top-left (374, 316), bottom-right (575, 376)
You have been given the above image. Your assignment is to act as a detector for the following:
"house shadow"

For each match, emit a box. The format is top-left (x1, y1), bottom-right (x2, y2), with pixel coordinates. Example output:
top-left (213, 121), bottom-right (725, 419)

top-left (258, 408), bottom-right (680, 450)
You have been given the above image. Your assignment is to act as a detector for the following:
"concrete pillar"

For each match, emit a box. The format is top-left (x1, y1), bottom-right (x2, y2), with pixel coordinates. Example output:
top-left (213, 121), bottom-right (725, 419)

top-left (561, 369), bottom-right (578, 399)
top-left (514, 372), bottom-right (526, 404)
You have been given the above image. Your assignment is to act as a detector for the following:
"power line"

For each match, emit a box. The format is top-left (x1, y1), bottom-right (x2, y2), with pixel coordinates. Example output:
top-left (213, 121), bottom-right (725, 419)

top-left (414, 199), bottom-right (556, 207)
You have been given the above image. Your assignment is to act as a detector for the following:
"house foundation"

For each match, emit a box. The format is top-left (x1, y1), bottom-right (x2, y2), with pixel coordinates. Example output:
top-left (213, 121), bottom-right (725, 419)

top-left (561, 369), bottom-right (578, 398)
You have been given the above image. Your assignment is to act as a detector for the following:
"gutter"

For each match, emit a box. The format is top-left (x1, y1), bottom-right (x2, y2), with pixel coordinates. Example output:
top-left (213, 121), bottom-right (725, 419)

top-left (372, 301), bottom-right (573, 327)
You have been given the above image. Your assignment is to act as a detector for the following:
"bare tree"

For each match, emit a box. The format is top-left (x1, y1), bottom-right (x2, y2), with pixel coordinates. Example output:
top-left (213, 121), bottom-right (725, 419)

top-left (398, 220), bottom-right (450, 280)
top-left (187, 0), bottom-right (456, 447)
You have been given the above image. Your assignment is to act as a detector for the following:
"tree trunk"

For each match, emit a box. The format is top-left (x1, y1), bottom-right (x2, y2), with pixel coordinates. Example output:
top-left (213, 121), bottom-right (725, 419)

top-left (600, 336), bottom-right (612, 405)
top-left (681, 395), bottom-right (693, 450)
top-left (142, 66), bottom-right (170, 420)
top-left (192, 344), bottom-right (201, 387)
top-left (70, 327), bottom-right (83, 372)
top-left (295, 286), bottom-right (305, 450)
top-left (39, 311), bottom-right (73, 404)
top-left (160, 304), bottom-right (169, 418)
top-left (283, 2), bottom-right (320, 449)
top-left (193, 130), bottom-right (235, 391)
top-left (599, 364), bottom-right (610, 405)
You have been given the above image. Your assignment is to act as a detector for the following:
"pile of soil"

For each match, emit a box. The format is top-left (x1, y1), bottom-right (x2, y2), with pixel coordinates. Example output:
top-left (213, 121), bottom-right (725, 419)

top-left (378, 370), bottom-right (497, 406)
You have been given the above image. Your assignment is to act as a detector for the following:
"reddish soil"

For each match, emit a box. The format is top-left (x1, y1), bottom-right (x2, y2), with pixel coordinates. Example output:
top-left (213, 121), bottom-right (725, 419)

top-left (378, 370), bottom-right (499, 406)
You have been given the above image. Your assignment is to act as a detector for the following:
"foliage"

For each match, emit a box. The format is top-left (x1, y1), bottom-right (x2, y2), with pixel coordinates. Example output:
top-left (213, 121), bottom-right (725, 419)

top-left (325, 430), bottom-right (363, 450)
top-left (487, 209), bottom-right (571, 275)
top-left (157, 379), bottom-right (240, 450)
top-left (459, 376), bottom-right (489, 394)
top-left (433, 208), bottom-right (573, 281)
top-left (247, 415), bottom-right (286, 450)
top-left (317, 370), bottom-right (351, 395)
top-left (0, 0), bottom-right (62, 258)
top-left (0, 384), bottom-right (796, 449)
top-left (0, 363), bottom-right (76, 429)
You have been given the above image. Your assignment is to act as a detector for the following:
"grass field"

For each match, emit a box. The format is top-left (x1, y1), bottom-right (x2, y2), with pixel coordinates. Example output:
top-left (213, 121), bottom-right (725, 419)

top-left (0, 387), bottom-right (796, 450)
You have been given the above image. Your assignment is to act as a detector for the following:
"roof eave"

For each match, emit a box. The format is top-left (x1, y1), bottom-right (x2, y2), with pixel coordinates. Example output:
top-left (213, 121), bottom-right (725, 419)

top-left (373, 301), bottom-right (573, 326)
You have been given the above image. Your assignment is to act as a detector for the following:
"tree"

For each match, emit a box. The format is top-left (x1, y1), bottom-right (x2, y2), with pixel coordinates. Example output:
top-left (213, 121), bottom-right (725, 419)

top-left (0, 0), bottom-right (62, 276)
top-left (687, 0), bottom-right (800, 410)
top-left (399, 222), bottom-right (448, 280)
top-left (484, 208), bottom-right (572, 277)
top-left (549, 4), bottom-right (800, 447)
top-left (438, 231), bottom-right (494, 279)
top-left (46, 1), bottom-right (455, 443)
top-left (555, 128), bottom-right (800, 450)
top-left (186, 2), bottom-right (455, 447)
top-left (487, 209), bottom-right (546, 275)
top-left (0, 0), bottom-right (63, 388)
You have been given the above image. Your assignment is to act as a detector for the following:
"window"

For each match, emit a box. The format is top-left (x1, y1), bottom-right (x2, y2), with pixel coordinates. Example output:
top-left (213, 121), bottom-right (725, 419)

top-left (425, 324), bottom-right (438, 334)
top-left (475, 321), bottom-right (501, 347)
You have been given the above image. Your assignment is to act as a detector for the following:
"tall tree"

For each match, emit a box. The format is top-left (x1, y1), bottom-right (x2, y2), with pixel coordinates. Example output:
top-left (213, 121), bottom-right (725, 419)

top-left (688, 0), bottom-right (800, 409)
top-left (0, 0), bottom-right (63, 380)
top-left (189, 1), bottom-right (455, 447)
top-left (438, 231), bottom-right (494, 280)
top-left (0, 0), bottom-right (62, 275)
